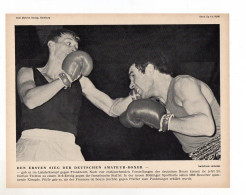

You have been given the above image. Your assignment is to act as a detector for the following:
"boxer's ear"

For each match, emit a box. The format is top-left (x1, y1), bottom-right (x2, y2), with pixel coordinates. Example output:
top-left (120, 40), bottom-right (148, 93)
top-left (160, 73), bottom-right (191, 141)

top-left (47, 40), bottom-right (56, 53)
top-left (145, 63), bottom-right (155, 75)
top-left (47, 40), bottom-right (55, 49)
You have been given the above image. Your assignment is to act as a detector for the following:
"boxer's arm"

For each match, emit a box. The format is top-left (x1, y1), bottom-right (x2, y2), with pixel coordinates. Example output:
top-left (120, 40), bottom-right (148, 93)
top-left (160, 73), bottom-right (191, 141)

top-left (80, 77), bottom-right (132, 117)
top-left (168, 77), bottom-right (215, 136)
top-left (17, 67), bottom-right (64, 109)
top-left (108, 96), bottom-right (132, 116)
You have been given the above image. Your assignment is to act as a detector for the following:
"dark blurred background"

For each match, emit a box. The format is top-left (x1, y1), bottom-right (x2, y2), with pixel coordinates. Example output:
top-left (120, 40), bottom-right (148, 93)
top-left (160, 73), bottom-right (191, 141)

top-left (15, 25), bottom-right (220, 161)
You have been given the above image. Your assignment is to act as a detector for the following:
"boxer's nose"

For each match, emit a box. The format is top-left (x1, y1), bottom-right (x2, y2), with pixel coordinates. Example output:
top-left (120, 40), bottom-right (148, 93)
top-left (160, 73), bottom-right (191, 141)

top-left (71, 46), bottom-right (77, 52)
top-left (129, 81), bottom-right (135, 89)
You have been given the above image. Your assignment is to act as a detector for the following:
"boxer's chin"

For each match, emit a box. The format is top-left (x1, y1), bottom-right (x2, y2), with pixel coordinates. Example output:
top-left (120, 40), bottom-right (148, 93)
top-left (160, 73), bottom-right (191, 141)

top-left (61, 54), bottom-right (67, 61)
top-left (135, 88), bottom-right (143, 96)
top-left (141, 92), bottom-right (152, 99)
top-left (59, 52), bottom-right (69, 62)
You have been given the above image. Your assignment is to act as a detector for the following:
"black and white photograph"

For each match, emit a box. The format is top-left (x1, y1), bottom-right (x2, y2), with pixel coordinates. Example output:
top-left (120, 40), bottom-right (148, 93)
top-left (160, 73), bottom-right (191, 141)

top-left (5, 13), bottom-right (230, 189)
top-left (15, 24), bottom-right (221, 161)
top-left (1, 0), bottom-right (245, 192)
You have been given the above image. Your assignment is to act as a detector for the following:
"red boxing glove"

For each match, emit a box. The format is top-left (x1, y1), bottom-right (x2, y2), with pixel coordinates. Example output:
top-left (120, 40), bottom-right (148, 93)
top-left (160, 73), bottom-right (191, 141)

top-left (62, 50), bottom-right (93, 82)
top-left (119, 99), bottom-right (167, 129)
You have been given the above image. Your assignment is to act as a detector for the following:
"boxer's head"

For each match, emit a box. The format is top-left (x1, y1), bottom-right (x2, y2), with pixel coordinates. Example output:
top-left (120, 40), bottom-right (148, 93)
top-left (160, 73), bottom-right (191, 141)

top-left (128, 63), bottom-right (156, 99)
top-left (45, 29), bottom-right (80, 60)
top-left (132, 51), bottom-right (172, 75)
top-left (128, 52), bottom-right (172, 98)
top-left (45, 29), bottom-right (80, 47)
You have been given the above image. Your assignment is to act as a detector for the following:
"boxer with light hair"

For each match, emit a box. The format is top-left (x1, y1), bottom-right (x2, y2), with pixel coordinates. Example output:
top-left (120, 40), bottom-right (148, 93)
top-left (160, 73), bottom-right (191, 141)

top-left (119, 54), bottom-right (221, 160)
top-left (16, 29), bottom-right (133, 161)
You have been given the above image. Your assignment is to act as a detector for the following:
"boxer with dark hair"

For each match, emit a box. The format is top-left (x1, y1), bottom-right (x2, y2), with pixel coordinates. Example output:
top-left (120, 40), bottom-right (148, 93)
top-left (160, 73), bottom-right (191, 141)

top-left (120, 59), bottom-right (221, 160)
top-left (16, 29), bottom-right (133, 161)
top-left (43, 29), bottom-right (80, 46)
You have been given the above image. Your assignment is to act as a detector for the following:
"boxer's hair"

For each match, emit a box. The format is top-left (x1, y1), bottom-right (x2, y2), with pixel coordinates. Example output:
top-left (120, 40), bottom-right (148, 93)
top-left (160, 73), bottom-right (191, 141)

top-left (130, 51), bottom-right (173, 76)
top-left (44, 28), bottom-right (80, 46)
top-left (33, 29), bottom-right (80, 68)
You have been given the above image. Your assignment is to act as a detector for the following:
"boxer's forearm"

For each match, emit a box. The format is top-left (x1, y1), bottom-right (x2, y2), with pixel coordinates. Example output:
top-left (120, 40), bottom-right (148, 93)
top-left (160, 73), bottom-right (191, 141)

top-left (80, 76), bottom-right (132, 117)
top-left (22, 79), bottom-right (64, 109)
top-left (84, 90), bottom-right (116, 116)
top-left (83, 91), bottom-right (131, 117)
top-left (109, 96), bottom-right (132, 116)
top-left (168, 113), bottom-right (215, 136)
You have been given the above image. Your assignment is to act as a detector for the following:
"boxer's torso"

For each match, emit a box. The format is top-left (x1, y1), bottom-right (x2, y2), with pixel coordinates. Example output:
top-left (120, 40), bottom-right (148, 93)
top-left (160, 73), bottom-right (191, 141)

top-left (21, 67), bottom-right (83, 136)
top-left (165, 75), bottom-right (220, 153)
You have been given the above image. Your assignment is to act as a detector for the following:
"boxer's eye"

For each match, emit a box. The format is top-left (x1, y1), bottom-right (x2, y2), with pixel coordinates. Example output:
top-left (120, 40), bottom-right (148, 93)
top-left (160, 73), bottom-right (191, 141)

top-left (130, 74), bottom-right (135, 80)
top-left (65, 41), bottom-right (72, 46)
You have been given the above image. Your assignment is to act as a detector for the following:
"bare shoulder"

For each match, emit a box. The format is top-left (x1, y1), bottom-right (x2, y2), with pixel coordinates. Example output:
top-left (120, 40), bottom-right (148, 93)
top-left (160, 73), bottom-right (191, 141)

top-left (17, 67), bottom-right (34, 83)
top-left (174, 76), bottom-right (199, 95)
top-left (174, 75), bottom-right (214, 103)
top-left (18, 67), bottom-right (33, 78)
top-left (17, 67), bottom-right (35, 92)
top-left (175, 75), bottom-right (196, 85)
top-left (172, 75), bottom-right (204, 104)
top-left (18, 67), bottom-right (32, 75)
top-left (17, 67), bottom-right (36, 102)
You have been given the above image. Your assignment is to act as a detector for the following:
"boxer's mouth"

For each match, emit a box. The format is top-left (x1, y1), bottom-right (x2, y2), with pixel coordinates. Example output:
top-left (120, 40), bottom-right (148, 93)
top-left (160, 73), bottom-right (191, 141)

top-left (134, 87), bottom-right (143, 96)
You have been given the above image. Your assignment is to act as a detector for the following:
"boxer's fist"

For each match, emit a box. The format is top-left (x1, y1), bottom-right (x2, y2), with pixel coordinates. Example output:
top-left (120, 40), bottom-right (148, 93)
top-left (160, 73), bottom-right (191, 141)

top-left (62, 51), bottom-right (93, 82)
top-left (119, 99), bottom-right (167, 129)
top-left (129, 88), bottom-right (142, 101)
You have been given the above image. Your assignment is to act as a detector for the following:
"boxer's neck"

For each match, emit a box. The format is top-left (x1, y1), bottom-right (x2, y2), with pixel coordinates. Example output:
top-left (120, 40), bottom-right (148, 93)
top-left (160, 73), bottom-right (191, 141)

top-left (40, 57), bottom-right (63, 80)
top-left (153, 73), bottom-right (172, 103)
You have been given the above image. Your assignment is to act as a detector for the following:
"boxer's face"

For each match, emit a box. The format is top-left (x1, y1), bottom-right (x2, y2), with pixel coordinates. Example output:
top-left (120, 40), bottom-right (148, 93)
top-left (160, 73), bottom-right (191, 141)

top-left (129, 64), bottom-right (154, 98)
top-left (49, 33), bottom-right (78, 61)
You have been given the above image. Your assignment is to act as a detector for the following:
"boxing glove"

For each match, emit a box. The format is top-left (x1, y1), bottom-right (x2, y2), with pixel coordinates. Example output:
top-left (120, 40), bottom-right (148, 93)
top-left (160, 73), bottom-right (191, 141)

top-left (119, 110), bottom-right (144, 128)
top-left (119, 99), bottom-right (167, 130)
top-left (60, 51), bottom-right (93, 87)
